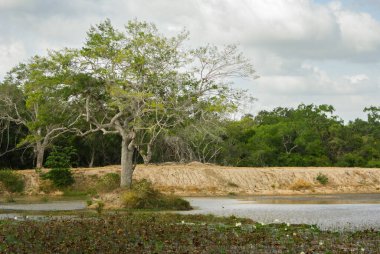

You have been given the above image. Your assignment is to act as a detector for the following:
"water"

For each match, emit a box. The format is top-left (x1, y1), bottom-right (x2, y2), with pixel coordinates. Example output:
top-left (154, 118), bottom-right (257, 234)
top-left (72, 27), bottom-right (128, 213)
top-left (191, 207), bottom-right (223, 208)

top-left (182, 194), bottom-right (380, 230)
top-left (1, 194), bottom-right (379, 230)
top-left (0, 200), bottom-right (86, 211)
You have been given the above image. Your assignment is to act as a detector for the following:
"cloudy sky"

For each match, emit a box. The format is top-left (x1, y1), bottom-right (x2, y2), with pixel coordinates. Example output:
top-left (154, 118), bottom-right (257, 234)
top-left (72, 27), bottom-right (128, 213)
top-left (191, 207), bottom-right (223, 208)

top-left (1, 0), bottom-right (379, 122)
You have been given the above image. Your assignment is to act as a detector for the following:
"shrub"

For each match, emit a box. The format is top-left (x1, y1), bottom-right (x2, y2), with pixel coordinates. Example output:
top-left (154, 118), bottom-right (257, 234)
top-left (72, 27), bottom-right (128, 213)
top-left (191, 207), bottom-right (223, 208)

top-left (44, 146), bottom-right (77, 168)
top-left (42, 146), bottom-right (75, 188)
top-left (41, 168), bottom-right (74, 188)
top-left (121, 179), bottom-right (191, 210)
top-left (96, 173), bottom-right (120, 192)
top-left (0, 170), bottom-right (25, 193)
top-left (316, 173), bottom-right (329, 185)
top-left (290, 179), bottom-right (313, 191)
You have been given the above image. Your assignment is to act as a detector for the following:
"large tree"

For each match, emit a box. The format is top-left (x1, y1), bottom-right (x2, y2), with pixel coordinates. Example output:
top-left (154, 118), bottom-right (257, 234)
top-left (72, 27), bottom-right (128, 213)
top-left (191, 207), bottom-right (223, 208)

top-left (0, 51), bottom-right (80, 168)
top-left (74, 19), bottom-right (257, 188)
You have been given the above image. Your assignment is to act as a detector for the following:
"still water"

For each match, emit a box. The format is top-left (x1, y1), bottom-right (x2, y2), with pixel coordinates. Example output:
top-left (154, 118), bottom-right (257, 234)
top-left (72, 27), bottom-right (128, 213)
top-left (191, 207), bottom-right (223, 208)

top-left (1, 194), bottom-right (379, 230)
top-left (182, 194), bottom-right (380, 230)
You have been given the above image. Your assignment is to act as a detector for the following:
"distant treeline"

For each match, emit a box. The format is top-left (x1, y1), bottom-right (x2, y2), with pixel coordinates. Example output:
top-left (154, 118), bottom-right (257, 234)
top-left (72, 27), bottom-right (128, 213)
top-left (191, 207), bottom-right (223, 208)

top-left (1, 104), bottom-right (379, 169)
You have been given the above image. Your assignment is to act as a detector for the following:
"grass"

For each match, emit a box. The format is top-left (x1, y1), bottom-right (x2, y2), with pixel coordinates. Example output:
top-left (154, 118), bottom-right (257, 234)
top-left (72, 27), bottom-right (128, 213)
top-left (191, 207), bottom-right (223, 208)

top-left (0, 212), bottom-right (378, 253)
top-left (290, 179), bottom-right (313, 191)
top-left (121, 179), bottom-right (191, 211)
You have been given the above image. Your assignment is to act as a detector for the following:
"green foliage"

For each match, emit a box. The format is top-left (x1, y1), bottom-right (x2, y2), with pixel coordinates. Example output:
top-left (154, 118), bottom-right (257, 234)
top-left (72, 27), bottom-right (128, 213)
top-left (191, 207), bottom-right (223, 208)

top-left (0, 170), bottom-right (25, 193)
top-left (316, 173), bottom-right (329, 185)
top-left (367, 160), bottom-right (380, 168)
top-left (95, 201), bottom-right (105, 214)
top-left (41, 168), bottom-right (74, 188)
top-left (121, 179), bottom-right (191, 210)
top-left (44, 146), bottom-right (77, 168)
top-left (96, 173), bottom-right (120, 192)
top-left (42, 146), bottom-right (76, 188)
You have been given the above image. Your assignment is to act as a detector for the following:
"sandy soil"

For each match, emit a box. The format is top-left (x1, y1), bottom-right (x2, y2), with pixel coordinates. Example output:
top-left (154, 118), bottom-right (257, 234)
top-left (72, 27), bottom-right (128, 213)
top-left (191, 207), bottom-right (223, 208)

top-left (18, 163), bottom-right (380, 196)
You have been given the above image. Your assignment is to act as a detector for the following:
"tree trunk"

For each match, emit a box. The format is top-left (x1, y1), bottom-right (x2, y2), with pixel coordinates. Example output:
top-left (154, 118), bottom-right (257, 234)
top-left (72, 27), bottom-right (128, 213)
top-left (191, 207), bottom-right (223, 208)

top-left (89, 149), bottom-right (95, 168)
top-left (35, 141), bottom-right (45, 169)
top-left (120, 136), bottom-right (134, 189)
top-left (142, 142), bottom-right (153, 165)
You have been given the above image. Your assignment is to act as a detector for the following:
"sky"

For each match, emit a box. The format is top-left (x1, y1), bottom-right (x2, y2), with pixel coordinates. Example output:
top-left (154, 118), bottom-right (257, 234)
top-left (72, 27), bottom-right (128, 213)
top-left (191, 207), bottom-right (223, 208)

top-left (0, 0), bottom-right (379, 122)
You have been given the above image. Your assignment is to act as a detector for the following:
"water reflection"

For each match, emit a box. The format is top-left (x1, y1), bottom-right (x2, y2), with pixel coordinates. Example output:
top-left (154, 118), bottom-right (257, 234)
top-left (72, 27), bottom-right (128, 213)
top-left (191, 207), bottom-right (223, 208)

top-left (182, 194), bottom-right (380, 230)
top-left (240, 193), bottom-right (380, 204)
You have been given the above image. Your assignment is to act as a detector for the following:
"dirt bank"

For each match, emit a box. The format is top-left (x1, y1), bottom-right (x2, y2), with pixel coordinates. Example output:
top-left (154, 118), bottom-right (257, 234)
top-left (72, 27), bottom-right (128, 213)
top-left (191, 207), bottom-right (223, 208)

top-left (18, 163), bottom-right (380, 196)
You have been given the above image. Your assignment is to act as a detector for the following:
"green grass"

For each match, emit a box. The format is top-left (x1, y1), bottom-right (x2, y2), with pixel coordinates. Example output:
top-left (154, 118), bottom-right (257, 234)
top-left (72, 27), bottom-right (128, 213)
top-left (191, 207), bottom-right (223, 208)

top-left (0, 212), bottom-right (378, 253)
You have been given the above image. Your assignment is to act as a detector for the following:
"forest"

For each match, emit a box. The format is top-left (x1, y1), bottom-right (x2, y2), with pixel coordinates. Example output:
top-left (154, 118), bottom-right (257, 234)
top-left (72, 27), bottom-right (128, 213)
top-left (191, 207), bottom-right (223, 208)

top-left (1, 102), bottom-right (380, 170)
top-left (0, 20), bottom-right (379, 175)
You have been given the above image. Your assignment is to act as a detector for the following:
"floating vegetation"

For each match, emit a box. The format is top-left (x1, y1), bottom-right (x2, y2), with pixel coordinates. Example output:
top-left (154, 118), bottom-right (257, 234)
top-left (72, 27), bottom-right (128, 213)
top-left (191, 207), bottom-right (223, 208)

top-left (0, 213), bottom-right (379, 253)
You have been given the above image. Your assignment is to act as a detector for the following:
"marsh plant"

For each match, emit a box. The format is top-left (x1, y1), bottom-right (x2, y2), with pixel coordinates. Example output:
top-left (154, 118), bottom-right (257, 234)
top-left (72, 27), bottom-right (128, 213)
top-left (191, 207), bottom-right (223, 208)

top-left (0, 213), bottom-right (378, 253)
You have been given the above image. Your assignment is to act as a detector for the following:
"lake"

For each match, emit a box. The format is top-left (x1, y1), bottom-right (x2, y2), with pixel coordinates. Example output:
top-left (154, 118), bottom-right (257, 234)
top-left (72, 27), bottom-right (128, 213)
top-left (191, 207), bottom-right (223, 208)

top-left (181, 194), bottom-right (380, 230)
top-left (1, 194), bottom-right (379, 230)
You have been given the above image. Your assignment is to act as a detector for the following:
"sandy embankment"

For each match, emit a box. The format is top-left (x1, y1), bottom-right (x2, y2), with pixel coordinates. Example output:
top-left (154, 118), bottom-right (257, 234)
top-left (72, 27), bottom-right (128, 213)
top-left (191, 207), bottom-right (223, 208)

top-left (19, 163), bottom-right (380, 196)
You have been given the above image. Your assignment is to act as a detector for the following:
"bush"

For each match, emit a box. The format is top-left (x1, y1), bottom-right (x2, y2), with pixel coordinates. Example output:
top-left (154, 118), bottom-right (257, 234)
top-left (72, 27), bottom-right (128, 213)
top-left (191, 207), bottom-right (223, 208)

top-left (42, 146), bottom-right (76, 188)
top-left (316, 173), bottom-right (329, 185)
top-left (41, 168), bottom-right (74, 188)
top-left (290, 179), bottom-right (313, 191)
top-left (96, 173), bottom-right (120, 192)
top-left (44, 146), bottom-right (77, 169)
top-left (0, 170), bottom-right (25, 193)
top-left (121, 179), bottom-right (191, 210)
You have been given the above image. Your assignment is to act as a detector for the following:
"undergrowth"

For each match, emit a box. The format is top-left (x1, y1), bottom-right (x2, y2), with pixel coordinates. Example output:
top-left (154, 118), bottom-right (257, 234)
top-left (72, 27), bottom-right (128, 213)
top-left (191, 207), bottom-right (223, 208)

top-left (121, 179), bottom-right (191, 210)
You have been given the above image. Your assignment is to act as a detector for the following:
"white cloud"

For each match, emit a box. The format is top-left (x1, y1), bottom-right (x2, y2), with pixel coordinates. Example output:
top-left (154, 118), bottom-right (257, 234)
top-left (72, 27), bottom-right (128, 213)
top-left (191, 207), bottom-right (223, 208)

top-left (334, 7), bottom-right (380, 52)
top-left (345, 74), bottom-right (369, 84)
top-left (0, 0), bottom-right (379, 121)
top-left (0, 41), bottom-right (27, 75)
top-left (0, 0), bottom-right (26, 9)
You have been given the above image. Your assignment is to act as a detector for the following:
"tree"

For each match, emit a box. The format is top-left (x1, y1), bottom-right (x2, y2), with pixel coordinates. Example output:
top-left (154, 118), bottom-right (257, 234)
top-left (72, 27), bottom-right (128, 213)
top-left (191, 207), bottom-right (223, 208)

top-left (0, 51), bottom-right (80, 168)
top-left (73, 19), bottom-right (256, 188)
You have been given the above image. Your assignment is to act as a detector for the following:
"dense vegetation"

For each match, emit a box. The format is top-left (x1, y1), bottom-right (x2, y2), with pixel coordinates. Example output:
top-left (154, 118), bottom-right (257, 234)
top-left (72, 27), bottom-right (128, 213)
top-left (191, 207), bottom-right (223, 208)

top-left (0, 213), bottom-right (378, 253)
top-left (1, 104), bottom-right (379, 169)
